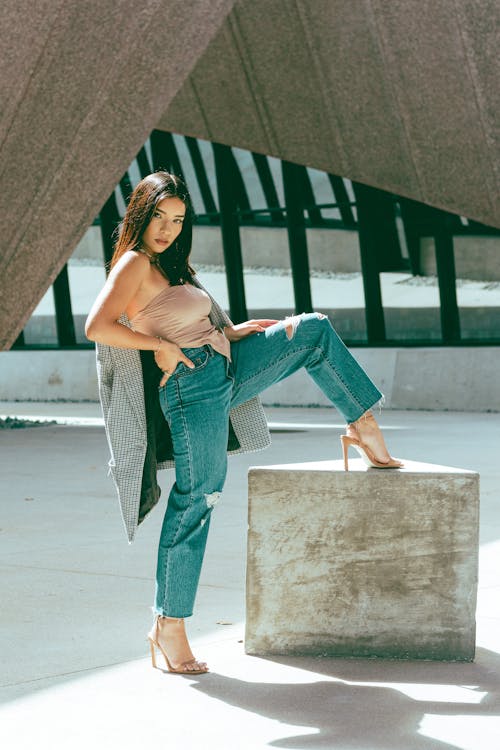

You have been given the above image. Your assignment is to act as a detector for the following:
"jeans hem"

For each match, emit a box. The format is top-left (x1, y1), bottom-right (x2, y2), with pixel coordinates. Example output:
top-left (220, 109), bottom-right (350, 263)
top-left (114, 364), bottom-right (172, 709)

top-left (152, 607), bottom-right (194, 619)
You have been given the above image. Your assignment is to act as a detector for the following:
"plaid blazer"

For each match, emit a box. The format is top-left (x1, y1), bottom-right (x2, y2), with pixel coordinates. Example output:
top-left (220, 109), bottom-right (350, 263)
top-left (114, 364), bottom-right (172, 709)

top-left (96, 278), bottom-right (271, 543)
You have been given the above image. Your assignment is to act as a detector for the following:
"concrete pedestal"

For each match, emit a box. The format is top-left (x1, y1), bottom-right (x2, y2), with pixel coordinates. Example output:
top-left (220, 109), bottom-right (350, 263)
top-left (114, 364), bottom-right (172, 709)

top-left (245, 459), bottom-right (479, 661)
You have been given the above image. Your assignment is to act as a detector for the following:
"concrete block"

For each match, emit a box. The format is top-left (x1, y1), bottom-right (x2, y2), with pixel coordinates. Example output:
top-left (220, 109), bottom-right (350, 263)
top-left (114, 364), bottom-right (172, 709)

top-left (246, 459), bottom-right (479, 660)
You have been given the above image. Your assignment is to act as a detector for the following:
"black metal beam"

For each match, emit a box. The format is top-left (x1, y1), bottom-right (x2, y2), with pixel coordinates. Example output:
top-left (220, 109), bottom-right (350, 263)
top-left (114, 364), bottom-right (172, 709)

top-left (359, 185), bottom-right (404, 271)
top-left (299, 167), bottom-right (323, 226)
top-left (213, 143), bottom-right (248, 323)
top-left (12, 330), bottom-right (25, 348)
top-left (466, 219), bottom-right (500, 235)
top-left (328, 175), bottom-right (356, 227)
top-left (53, 264), bottom-right (76, 346)
top-left (251, 152), bottom-right (285, 223)
top-left (432, 209), bottom-right (461, 342)
top-left (352, 182), bottom-right (386, 342)
top-left (226, 148), bottom-right (253, 222)
top-left (119, 171), bottom-right (133, 205)
top-left (398, 197), bottom-right (429, 276)
top-left (99, 191), bottom-right (121, 269)
top-left (136, 146), bottom-right (152, 178)
top-left (399, 200), bottom-right (461, 342)
top-left (282, 160), bottom-right (313, 314)
top-left (184, 136), bottom-right (218, 218)
top-left (151, 130), bottom-right (184, 177)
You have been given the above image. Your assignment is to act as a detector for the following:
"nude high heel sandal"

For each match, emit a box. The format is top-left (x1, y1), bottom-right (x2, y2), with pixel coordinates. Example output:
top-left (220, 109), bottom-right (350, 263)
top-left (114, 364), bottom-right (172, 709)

top-left (340, 414), bottom-right (403, 471)
top-left (147, 616), bottom-right (209, 674)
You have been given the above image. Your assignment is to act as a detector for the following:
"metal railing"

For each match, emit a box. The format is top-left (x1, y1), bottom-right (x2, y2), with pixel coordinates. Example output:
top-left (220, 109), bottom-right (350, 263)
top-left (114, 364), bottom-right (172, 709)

top-left (13, 131), bottom-right (500, 350)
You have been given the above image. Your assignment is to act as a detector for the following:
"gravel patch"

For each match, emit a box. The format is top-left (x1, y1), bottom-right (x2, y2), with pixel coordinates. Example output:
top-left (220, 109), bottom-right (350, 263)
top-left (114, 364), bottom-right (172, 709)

top-left (0, 417), bottom-right (57, 429)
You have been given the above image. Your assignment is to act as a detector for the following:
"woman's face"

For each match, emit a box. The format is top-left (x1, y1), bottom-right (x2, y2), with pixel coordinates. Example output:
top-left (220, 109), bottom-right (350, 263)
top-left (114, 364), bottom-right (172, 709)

top-left (141, 196), bottom-right (186, 255)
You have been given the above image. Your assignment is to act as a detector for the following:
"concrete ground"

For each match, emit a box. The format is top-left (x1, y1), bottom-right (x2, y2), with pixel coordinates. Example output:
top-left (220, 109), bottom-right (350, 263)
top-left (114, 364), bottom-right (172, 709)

top-left (0, 403), bottom-right (499, 749)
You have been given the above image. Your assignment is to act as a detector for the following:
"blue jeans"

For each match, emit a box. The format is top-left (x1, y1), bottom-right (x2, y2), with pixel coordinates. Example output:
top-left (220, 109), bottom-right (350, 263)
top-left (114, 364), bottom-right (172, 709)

top-left (154, 313), bottom-right (382, 617)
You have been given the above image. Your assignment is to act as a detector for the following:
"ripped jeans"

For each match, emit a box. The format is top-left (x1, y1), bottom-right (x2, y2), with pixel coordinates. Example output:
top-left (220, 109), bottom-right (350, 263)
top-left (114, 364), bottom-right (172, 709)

top-left (154, 313), bottom-right (382, 617)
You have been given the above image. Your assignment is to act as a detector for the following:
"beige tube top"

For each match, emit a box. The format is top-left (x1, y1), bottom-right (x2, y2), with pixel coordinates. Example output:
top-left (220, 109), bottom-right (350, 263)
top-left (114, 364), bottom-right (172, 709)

top-left (130, 283), bottom-right (231, 360)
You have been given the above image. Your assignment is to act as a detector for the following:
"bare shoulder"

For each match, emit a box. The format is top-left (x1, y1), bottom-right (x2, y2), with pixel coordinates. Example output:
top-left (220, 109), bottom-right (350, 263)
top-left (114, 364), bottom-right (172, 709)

top-left (113, 249), bottom-right (149, 272)
top-left (108, 250), bottom-right (149, 283)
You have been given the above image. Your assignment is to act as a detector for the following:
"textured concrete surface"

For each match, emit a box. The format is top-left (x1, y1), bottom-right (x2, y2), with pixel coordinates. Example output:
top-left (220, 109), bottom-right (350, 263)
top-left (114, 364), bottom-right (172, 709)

top-left (421, 236), bottom-right (500, 281)
top-left (161, 0), bottom-right (500, 227)
top-left (0, 406), bottom-right (499, 749)
top-left (0, 0), bottom-right (236, 349)
top-left (1, 1), bottom-right (499, 349)
top-left (246, 459), bottom-right (479, 660)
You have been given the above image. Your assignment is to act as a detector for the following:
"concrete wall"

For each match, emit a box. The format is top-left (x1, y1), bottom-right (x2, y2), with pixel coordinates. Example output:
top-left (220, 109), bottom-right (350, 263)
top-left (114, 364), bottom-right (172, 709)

top-left (0, 351), bottom-right (99, 402)
top-left (75, 223), bottom-right (500, 279)
top-left (73, 223), bottom-right (361, 272)
top-left (1, 347), bottom-right (498, 412)
top-left (261, 347), bottom-right (500, 412)
top-left (421, 236), bottom-right (500, 281)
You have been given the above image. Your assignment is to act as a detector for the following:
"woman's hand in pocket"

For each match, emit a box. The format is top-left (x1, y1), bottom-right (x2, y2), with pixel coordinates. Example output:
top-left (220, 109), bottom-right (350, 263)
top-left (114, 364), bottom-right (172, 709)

top-left (154, 340), bottom-right (194, 387)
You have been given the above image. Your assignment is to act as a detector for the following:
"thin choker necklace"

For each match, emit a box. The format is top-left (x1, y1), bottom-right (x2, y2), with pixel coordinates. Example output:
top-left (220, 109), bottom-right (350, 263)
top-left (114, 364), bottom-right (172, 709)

top-left (137, 245), bottom-right (161, 265)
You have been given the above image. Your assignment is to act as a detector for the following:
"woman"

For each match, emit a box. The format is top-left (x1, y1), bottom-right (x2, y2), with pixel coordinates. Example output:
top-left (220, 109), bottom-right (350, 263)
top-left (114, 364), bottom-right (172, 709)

top-left (86, 171), bottom-right (401, 675)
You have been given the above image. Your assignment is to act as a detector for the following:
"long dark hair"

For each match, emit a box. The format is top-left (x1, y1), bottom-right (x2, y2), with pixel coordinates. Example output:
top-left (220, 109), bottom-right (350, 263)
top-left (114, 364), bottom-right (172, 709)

top-left (110, 171), bottom-right (195, 285)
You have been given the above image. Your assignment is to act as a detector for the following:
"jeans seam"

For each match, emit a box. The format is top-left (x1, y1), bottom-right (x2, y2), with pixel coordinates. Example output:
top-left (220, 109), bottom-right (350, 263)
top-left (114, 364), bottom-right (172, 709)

top-left (316, 348), bottom-right (367, 414)
top-left (160, 378), bottom-right (195, 614)
top-left (234, 343), bottom-right (368, 415)
top-left (315, 322), bottom-right (370, 413)
top-left (234, 345), bottom-right (317, 390)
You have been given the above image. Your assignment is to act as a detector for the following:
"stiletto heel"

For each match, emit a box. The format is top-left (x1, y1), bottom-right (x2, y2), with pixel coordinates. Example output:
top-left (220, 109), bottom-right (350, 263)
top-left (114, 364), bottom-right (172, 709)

top-left (340, 434), bottom-right (351, 471)
top-left (149, 638), bottom-right (157, 668)
top-left (340, 413), bottom-right (403, 471)
top-left (147, 616), bottom-right (209, 674)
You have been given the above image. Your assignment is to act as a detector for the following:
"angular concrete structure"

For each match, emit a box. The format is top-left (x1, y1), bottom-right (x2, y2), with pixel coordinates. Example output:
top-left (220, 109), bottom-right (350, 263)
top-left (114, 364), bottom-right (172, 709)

top-left (0, 0), bottom-right (237, 349)
top-left (1, 0), bottom-right (499, 348)
top-left (246, 459), bottom-right (479, 660)
top-left (161, 0), bottom-right (500, 229)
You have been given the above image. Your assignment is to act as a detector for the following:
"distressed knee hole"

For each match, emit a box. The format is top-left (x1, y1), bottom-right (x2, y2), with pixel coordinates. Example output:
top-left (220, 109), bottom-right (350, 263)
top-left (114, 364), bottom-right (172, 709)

top-left (284, 313), bottom-right (305, 340)
top-left (200, 492), bottom-right (222, 527)
top-left (285, 312), bottom-right (327, 339)
top-left (205, 491), bottom-right (222, 509)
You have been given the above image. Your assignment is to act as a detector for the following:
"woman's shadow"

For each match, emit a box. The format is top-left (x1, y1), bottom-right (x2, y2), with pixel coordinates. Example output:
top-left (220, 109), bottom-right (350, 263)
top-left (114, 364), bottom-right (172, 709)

top-left (185, 647), bottom-right (500, 749)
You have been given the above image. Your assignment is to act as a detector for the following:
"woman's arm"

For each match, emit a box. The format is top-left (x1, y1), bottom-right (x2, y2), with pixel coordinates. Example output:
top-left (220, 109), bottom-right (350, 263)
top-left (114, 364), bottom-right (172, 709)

top-left (85, 251), bottom-right (194, 383)
top-left (85, 252), bottom-right (159, 350)
top-left (223, 319), bottom-right (278, 342)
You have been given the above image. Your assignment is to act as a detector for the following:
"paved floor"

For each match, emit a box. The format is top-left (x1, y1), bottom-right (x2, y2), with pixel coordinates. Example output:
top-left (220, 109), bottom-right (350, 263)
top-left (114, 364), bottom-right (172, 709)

top-left (0, 404), bottom-right (499, 749)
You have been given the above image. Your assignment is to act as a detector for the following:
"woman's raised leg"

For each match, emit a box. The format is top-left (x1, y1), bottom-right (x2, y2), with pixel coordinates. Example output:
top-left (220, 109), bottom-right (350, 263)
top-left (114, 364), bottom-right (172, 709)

top-left (230, 313), bottom-right (381, 419)
top-left (229, 313), bottom-right (400, 467)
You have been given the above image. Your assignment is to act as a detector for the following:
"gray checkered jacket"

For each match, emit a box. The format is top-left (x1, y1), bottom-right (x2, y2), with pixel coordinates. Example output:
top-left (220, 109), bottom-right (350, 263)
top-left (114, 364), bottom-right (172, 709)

top-left (96, 278), bottom-right (271, 543)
